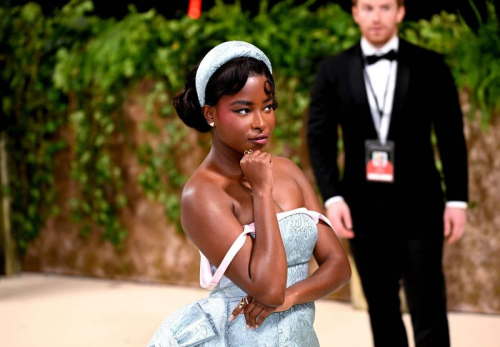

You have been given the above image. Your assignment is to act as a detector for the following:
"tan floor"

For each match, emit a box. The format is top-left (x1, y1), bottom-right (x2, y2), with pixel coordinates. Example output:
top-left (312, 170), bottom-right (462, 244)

top-left (0, 273), bottom-right (499, 347)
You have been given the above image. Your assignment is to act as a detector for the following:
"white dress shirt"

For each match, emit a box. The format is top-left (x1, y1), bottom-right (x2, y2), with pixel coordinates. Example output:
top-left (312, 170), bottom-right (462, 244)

top-left (361, 35), bottom-right (399, 145)
top-left (324, 36), bottom-right (467, 210)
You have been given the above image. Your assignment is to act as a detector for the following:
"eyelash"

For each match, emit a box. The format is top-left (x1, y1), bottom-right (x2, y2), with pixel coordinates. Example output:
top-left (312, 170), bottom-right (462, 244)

top-left (233, 104), bottom-right (273, 115)
top-left (235, 108), bottom-right (250, 115)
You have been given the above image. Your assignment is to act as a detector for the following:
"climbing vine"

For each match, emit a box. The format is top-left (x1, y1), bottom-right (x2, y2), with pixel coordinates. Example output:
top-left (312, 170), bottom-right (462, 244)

top-left (1, 0), bottom-right (498, 252)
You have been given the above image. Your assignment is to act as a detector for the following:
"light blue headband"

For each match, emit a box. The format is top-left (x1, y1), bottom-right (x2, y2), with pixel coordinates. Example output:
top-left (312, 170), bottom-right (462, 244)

top-left (195, 41), bottom-right (273, 107)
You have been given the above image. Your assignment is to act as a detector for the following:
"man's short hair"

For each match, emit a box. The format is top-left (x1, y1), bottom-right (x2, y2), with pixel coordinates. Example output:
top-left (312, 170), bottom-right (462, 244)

top-left (352, 0), bottom-right (405, 6)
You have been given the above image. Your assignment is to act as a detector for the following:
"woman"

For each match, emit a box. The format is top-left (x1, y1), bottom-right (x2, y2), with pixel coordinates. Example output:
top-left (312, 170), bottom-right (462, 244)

top-left (148, 41), bottom-right (351, 347)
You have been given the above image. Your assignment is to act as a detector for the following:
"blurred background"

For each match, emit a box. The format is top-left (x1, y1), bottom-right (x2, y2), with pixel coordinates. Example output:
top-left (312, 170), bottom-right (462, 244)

top-left (0, 0), bottom-right (499, 345)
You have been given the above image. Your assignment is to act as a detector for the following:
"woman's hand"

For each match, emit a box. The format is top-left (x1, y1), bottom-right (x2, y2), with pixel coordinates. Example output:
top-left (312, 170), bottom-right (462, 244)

top-left (240, 150), bottom-right (274, 192)
top-left (228, 293), bottom-right (294, 329)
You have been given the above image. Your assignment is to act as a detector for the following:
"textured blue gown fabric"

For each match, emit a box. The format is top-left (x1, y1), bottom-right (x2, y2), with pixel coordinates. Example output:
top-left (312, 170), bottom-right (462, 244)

top-left (147, 210), bottom-right (321, 347)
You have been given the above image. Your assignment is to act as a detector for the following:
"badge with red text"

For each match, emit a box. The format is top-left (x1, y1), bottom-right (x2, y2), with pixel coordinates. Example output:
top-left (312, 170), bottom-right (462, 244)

top-left (365, 140), bottom-right (395, 183)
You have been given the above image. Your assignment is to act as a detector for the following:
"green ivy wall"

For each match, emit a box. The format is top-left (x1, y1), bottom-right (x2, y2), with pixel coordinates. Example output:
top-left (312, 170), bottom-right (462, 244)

top-left (1, 0), bottom-right (499, 313)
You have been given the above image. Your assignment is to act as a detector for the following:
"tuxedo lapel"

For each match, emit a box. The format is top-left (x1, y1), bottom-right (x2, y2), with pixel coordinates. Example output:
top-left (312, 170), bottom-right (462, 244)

top-left (348, 43), bottom-right (378, 138)
top-left (388, 40), bottom-right (411, 140)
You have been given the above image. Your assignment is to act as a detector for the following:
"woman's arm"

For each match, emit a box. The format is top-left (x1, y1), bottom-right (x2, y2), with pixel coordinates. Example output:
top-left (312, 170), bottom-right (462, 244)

top-left (182, 150), bottom-right (287, 307)
top-left (284, 158), bottom-right (351, 304)
top-left (234, 158), bottom-right (351, 328)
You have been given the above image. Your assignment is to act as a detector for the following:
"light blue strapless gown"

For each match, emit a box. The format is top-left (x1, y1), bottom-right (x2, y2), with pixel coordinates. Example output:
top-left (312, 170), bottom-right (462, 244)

top-left (148, 209), bottom-right (323, 347)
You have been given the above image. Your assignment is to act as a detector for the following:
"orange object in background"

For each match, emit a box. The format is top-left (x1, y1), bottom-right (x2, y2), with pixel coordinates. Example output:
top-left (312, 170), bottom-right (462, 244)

top-left (188, 0), bottom-right (202, 19)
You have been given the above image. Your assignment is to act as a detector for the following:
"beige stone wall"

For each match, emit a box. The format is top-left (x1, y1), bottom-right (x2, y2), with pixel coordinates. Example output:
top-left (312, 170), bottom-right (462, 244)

top-left (21, 93), bottom-right (500, 313)
top-left (443, 114), bottom-right (500, 313)
top-left (23, 93), bottom-right (203, 286)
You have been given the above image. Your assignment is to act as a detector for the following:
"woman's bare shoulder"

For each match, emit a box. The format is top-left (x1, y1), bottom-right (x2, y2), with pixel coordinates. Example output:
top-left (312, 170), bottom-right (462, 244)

top-left (181, 169), bottom-right (232, 220)
top-left (272, 156), bottom-right (304, 178)
top-left (182, 169), bottom-right (226, 207)
top-left (180, 169), bottom-right (244, 254)
top-left (272, 155), bottom-right (319, 207)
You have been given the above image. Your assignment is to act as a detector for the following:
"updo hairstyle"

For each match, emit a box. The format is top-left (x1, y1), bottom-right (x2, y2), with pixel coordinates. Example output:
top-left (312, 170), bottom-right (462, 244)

top-left (173, 57), bottom-right (278, 133)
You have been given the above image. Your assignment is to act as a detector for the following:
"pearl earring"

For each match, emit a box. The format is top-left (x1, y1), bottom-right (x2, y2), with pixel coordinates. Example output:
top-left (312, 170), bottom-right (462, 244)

top-left (209, 122), bottom-right (215, 127)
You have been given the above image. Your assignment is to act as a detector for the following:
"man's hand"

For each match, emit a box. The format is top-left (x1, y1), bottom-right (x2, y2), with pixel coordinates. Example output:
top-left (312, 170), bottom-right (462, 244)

top-left (443, 207), bottom-right (467, 244)
top-left (326, 200), bottom-right (354, 239)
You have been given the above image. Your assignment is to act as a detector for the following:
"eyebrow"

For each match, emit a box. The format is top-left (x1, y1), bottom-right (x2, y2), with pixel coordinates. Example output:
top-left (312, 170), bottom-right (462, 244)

top-left (229, 97), bottom-right (273, 106)
top-left (229, 100), bottom-right (252, 106)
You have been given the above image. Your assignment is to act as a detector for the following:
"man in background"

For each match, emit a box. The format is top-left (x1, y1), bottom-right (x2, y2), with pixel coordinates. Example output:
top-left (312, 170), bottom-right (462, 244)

top-left (308, 0), bottom-right (468, 346)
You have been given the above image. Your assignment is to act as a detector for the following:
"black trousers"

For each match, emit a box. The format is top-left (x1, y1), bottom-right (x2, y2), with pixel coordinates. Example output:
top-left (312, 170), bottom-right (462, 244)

top-left (349, 234), bottom-right (450, 347)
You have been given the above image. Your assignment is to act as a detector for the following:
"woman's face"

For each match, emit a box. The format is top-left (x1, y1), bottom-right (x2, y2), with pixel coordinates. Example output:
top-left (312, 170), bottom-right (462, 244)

top-left (214, 75), bottom-right (275, 154)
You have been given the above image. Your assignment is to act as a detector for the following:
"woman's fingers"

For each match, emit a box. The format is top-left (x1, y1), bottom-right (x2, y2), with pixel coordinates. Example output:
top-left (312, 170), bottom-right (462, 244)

top-left (228, 299), bottom-right (245, 322)
top-left (255, 308), bottom-right (273, 328)
top-left (229, 296), bottom-right (252, 322)
top-left (241, 149), bottom-right (261, 159)
top-left (243, 299), bottom-right (258, 329)
top-left (247, 304), bottom-right (265, 329)
top-left (230, 296), bottom-right (276, 330)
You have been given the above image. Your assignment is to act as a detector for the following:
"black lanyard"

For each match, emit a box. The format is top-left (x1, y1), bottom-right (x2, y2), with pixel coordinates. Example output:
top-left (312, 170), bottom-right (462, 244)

top-left (362, 58), bottom-right (395, 120)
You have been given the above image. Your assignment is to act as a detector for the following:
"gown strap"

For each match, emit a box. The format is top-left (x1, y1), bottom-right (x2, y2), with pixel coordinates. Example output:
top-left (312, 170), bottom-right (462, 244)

top-left (199, 208), bottom-right (334, 290)
top-left (302, 210), bottom-right (334, 230)
top-left (199, 224), bottom-right (255, 290)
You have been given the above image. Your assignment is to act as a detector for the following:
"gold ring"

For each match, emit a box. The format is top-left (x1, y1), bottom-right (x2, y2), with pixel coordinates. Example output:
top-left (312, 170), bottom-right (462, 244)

top-left (244, 149), bottom-right (253, 156)
top-left (239, 298), bottom-right (246, 308)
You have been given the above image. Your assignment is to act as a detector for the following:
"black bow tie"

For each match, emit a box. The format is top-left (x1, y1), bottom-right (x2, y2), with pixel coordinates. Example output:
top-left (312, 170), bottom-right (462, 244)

top-left (365, 50), bottom-right (398, 65)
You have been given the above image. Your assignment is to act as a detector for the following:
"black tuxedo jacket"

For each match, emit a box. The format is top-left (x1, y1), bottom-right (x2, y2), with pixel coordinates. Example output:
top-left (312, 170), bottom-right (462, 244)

top-left (308, 39), bottom-right (468, 236)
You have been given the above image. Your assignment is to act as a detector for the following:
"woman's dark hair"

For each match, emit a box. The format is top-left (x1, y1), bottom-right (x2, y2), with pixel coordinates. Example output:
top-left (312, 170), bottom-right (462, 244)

top-left (173, 57), bottom-right (278, 133)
